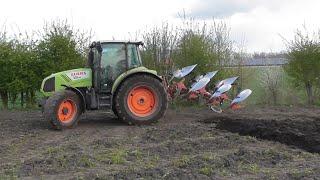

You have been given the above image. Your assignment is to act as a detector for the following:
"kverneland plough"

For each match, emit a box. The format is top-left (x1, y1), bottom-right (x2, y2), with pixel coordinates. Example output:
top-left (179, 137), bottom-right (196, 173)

top-left (166, 64), bottom-right (252, 113)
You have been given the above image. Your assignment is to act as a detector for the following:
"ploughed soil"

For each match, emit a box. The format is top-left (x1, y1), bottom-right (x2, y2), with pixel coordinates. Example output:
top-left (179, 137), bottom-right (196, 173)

top-left (0, 106), bottom-right (320, 179)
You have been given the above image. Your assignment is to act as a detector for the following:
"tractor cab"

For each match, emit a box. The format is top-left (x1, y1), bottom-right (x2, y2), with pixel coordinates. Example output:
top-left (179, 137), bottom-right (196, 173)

top-left (88, 41), bottom-right (144, 93)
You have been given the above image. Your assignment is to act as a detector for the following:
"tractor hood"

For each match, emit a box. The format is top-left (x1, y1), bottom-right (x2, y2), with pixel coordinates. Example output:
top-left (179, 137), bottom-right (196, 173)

top-left (40, 68), bottom-right (92, 96)
top-left (40, 66), bottom-right (160, 97)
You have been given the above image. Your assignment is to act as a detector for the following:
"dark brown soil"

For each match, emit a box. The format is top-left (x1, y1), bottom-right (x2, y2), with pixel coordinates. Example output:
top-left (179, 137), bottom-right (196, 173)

top-left (0, 107), bottom-right (319, 179)
top-left (203, 107), bottom-right (320, 153)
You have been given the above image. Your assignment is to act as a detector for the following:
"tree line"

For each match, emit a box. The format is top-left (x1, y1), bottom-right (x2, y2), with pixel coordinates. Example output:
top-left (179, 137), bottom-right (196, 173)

top-left (0, 20), bottom-right (91, 109)
top-left (0, 18), bottom-right (236, 109)
top-left (140, 19), bottom-right (233, 78)
top-left (0, 18), bottom-right (319, 109)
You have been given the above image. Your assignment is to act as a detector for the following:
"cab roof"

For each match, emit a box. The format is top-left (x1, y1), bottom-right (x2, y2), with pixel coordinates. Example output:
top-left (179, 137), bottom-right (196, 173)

top-left (99, 40), bottom-right (143, 45)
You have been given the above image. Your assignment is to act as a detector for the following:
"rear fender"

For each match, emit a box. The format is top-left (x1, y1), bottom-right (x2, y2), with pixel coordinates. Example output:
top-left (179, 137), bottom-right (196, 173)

top-left (111, 67), bottom-right (162, 94)
top-left (111, 68), bottom-right (162, 107)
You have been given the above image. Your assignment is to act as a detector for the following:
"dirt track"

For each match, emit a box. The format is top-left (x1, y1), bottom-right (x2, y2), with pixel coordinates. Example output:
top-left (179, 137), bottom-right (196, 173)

top-left (0, 107), bottom-right (320, 179)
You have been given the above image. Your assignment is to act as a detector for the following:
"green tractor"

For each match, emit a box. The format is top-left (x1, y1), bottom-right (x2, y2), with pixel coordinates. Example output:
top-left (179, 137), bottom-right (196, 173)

top-left (40, 41), bottom-right (168, 129)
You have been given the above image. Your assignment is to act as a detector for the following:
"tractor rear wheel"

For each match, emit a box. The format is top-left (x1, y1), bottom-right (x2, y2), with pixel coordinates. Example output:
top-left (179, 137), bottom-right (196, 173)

top-left (115, 74), bottom-right (168, 125)
top-left (44, 90), bottom-right (81, 130)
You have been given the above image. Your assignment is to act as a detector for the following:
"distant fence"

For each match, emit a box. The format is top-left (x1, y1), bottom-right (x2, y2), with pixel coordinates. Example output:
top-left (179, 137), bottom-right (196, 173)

top-left (224, 57), bottom-right (288, 68)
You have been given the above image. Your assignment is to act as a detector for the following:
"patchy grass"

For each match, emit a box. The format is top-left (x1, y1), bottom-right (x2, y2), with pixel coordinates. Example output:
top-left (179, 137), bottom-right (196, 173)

top-left (57, 155), bottom-right (68, 168)
top-left (288, 168), bottom-right (315, 179)
top-left (173, 155), bottom-right (191, 168)
top-left (79, 155), bottom-right (96, 168)
top-left (202, 152), bottom-right (218, 162)
top-left (109, 149), bottom-right (127, 164)
top-left (240, 163), bottom-right (260, 174)
top-left (95, 148), bottom-right (128, 165)
top-left (130, 149), bottom-right (143, 160)
top-left (1, 163), bottom-right (19, 179)
top-left (199, 165), bottom-right (213, 176)
top-left (46, 146), bottom-right (64, 156)
top-left (144, 153), bottom-right (160, 169)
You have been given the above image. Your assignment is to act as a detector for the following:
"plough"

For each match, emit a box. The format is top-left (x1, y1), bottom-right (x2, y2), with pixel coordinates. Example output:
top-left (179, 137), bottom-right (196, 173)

top-left (166, 64), bottom-right (252, 113)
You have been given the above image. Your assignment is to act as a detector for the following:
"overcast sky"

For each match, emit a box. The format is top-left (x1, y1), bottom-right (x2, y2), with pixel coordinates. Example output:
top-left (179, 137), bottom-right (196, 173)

top-left (1, 0), bottom-right (319, 52)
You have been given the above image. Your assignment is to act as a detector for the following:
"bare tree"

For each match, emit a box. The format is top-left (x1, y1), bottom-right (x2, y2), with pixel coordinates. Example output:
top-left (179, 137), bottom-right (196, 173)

top-left (140, 22), bottom-right (179, 75)
top-left (259, 67), bottom-right (283, 105)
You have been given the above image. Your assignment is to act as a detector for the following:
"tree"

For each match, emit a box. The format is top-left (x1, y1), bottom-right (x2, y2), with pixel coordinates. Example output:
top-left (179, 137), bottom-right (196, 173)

top-left (10, 36), bottom-right (40, 107)
top-left (259, 67), bottom-right (283, 105)
top-left (140, 18), bottom-right (233, 80)
top-left (284, 27), bottom-right (320, 105)
top-left (209, 21), bottom-right (233, 69)
top-left (174, 31), bottom-right (216, 75)
top-left (172, 18), bottom-right (233, 84)
top-left (37, 20), bottom-right (92, 77)
top-left (0, 31), bottom-right (14, 109)
top-left (141, 22), bottom-right (178, 75)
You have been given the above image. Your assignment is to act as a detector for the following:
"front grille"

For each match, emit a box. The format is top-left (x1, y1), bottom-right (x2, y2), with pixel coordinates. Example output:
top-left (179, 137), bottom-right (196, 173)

top-left (43, 77), bottom-right (55, 92)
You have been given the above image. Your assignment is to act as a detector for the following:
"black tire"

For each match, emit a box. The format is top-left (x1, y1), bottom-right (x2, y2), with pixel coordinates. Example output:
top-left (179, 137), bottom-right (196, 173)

top-left (44, 90), bottom-right (81, 130)
top-left (112, 90), bottom-right (119, 118)
top-left (112, 104), bottom-right (119, 117)
top-left (115, 74), bottom-right (168, 125)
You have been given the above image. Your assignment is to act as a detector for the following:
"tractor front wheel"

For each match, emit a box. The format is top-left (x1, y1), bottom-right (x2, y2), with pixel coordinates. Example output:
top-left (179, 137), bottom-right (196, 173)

top-left (115, 74), bottom-right (168, 125)
top-left (44, 90), bottom-right (81, 130)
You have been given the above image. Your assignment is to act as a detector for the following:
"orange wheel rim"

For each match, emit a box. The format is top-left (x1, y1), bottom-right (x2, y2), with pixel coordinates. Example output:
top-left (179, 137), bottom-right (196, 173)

top-left (57, 99), bottom-right (76, 123)
top-left (127, 86), bottom-right (157, 117)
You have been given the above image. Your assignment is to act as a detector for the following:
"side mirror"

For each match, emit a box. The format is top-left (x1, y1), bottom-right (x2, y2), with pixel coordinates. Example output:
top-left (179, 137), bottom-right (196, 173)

top-left (96, 42), bottom-right (102, 53)
top-left (87, 49), bottom-right (94, 68)
top-left (89, 41), bottom-right (96, 48)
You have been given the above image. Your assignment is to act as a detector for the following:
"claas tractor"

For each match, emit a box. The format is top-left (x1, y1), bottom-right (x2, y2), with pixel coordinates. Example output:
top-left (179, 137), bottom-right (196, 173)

top-left (40, 41), bottom-right (168, 129)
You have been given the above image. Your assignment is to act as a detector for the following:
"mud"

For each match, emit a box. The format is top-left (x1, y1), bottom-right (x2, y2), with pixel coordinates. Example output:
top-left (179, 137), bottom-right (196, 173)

top-left (0, 107), bottom-right (320, 179)
top-left (203, 107), bottom-right (320, 153)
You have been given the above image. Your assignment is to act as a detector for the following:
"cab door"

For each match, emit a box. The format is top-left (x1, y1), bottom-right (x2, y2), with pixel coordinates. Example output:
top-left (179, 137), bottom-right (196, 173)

top-left (100, 43), bottom-right (127, 92)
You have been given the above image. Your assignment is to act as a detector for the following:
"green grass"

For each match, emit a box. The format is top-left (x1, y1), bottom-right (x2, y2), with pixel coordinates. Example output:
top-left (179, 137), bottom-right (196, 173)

top-left (199, 166), bottom-right (213, 176)
top-left (202, 152), bottom-right (217, 162)
top-left (79, 155), bottom-right (96, 168)
top-left (240, 163), bottom-right (260, 174)
top-left (95, 149), bottom-right (128, 165)
top-left (131, 149), bottom-right (143, 160)
top-left (173, 155), bottom-right (191, 168)
top-left (46, 146), bottom-right (64, 156)
top-left (109, 150), bottom-right (127, 164)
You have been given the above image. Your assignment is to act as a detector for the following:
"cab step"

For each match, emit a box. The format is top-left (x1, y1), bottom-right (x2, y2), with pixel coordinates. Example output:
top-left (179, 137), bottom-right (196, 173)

top-left (98, 94), bottom-right (112, 109)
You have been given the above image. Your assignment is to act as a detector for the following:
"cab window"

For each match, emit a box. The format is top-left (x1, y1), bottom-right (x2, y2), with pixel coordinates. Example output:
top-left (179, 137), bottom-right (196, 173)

top-left (127, 44), bottom-right (141, 68)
